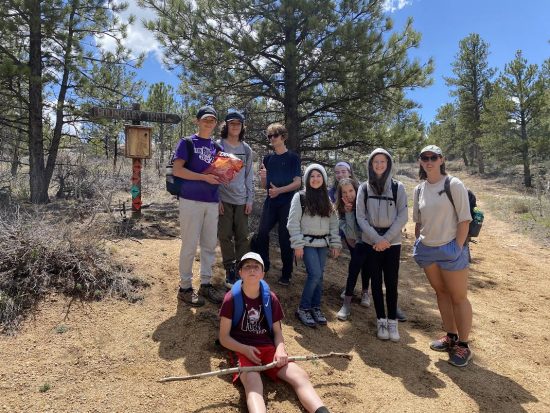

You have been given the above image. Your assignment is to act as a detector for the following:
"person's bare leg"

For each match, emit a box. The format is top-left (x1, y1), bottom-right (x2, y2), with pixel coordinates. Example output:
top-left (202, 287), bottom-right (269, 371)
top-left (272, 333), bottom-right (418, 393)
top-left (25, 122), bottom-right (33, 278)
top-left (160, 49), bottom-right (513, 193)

top-left (240, 371), bottom-right (266, 413)
top-left (424, 263), bottom-right (457, 334)
top-left (441, 268), bottom-right (472, 341)
top-left (277, 363), bottom-right (324, 413)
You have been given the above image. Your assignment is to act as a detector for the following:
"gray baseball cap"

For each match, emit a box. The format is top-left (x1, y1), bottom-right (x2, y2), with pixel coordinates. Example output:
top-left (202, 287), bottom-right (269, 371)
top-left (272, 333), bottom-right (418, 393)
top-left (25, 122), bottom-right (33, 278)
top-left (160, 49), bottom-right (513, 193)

top-left (420, 145), bottom-right (443, 156)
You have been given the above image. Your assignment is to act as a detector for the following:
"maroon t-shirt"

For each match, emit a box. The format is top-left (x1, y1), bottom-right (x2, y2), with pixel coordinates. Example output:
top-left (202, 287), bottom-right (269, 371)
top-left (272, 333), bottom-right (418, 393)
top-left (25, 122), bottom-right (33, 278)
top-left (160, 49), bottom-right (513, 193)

top-left (219, 289), bottom-right (284, 346)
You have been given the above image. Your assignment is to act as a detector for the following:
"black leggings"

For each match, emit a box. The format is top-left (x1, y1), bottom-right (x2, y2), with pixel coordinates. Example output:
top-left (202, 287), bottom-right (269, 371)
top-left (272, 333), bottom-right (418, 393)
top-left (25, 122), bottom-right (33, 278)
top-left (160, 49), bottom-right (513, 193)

top-left (365, 244), bottom-right (401, 320)
top-left (344, 242), bottom-right (370, 296)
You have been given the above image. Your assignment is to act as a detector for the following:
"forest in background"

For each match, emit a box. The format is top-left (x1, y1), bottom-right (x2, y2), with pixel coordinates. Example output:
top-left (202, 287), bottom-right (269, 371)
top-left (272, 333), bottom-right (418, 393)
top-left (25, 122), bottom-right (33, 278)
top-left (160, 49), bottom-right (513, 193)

top-left (1, 0), bottom-right (549, 206)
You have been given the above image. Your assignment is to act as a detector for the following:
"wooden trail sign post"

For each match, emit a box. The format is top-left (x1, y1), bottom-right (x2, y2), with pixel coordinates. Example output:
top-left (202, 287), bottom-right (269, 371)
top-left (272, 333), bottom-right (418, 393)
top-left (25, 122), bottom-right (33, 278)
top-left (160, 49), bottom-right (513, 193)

top-left (89, 104), bottom-right (181, 217)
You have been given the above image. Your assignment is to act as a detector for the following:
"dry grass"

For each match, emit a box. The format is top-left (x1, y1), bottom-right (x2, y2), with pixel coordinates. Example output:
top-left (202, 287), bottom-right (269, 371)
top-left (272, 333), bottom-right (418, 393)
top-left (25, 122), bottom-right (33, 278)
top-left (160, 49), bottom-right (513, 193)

top-left (0, 205), bottom-right (148, 334)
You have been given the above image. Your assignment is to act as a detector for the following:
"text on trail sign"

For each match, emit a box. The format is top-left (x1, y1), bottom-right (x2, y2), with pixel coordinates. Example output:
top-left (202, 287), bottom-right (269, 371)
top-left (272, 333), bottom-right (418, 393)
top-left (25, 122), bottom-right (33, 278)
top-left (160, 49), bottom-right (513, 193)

top-left (89, 107), bottom-right (181, 124)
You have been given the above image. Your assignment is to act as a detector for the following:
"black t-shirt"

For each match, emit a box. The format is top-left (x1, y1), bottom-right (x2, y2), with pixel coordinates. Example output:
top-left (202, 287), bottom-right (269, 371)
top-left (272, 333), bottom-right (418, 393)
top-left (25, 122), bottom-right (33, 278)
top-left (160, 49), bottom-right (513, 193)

top-left (263, 151), bottom-right (301, 206)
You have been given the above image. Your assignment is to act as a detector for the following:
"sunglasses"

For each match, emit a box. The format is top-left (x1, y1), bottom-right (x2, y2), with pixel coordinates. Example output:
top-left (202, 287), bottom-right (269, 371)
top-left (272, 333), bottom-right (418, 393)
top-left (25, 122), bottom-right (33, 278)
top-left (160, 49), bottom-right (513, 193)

top-left (420, 154), bottom-right (440, 162)
top-left (267, 133), bottom-right (281, 139)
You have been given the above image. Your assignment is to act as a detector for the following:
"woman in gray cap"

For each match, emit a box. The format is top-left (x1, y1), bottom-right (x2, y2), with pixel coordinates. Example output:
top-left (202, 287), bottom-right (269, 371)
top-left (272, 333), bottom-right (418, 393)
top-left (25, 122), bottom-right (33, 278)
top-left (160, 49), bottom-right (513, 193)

top-left (413, 145), bottom-right (473, 367)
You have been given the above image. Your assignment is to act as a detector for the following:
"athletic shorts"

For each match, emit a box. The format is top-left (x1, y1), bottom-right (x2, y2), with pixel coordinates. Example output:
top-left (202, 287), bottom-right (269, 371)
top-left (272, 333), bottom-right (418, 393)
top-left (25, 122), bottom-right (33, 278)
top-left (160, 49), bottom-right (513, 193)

top-left (234, 345), bottom-right (283, 383)
top-left (413, 238), bottom-right (469, 271)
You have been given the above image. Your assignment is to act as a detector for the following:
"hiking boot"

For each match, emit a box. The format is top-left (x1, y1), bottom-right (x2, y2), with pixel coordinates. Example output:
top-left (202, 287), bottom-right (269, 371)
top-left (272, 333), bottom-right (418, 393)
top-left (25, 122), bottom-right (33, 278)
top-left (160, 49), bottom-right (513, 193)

top-left (360, 291), bottom-right (371, 307)
top-left (296, 308), bottom-right (316, 328)
top-left (199, 283), bottom-right (224, 305)
top-left (177, 287), bottom-right (205, 307)
top-left (337, 303), bottom-right (351, 321)
top-left (224, 266), bottom-right (237, 289)
top-left (311, 308), bottom-right (327, 325)
top-left (448, 345), bottom-right (473, 367)
top-left (377, 318), bottom-right (389, 340)
top-left (387, 319), bottom-right (400, 342)
top-left (278, 276), bottom-right (291, 286)
top-left (396, 307), bottom-right (407, 322)
top-left (430, 335), bottom-right (456, 352)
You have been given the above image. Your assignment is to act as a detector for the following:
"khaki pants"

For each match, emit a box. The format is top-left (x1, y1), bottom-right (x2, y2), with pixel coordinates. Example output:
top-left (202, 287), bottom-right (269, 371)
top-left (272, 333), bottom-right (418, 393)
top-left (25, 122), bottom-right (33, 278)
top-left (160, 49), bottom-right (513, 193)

top-left (218, 201), bottom-right (249, 269)
top-left (178, 198), bottom-right (219, 289)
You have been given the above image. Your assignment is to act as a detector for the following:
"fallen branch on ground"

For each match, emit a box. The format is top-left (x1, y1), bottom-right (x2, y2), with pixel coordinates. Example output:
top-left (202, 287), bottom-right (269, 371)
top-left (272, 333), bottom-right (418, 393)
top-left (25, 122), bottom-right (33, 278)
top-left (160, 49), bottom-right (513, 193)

top-left (158, 352), bottom-right (352, 383)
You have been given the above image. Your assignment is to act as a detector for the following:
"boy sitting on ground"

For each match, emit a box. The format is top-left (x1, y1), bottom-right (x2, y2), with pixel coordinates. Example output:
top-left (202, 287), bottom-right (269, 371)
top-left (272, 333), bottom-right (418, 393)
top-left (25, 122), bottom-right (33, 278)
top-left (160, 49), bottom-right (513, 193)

top-left (219, 252), bottom-right (330, 413)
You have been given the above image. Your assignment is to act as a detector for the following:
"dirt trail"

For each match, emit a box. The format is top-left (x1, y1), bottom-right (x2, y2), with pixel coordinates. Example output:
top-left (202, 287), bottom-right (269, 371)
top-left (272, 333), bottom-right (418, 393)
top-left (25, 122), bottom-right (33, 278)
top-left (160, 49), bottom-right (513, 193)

top-left (1, 177), bottom-right (549, 413)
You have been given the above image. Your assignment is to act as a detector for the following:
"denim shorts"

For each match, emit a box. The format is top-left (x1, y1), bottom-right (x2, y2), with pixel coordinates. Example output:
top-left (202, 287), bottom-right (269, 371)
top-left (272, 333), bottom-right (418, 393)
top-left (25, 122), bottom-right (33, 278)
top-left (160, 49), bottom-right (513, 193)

top-left (413, 238), bottom-right (469, 271)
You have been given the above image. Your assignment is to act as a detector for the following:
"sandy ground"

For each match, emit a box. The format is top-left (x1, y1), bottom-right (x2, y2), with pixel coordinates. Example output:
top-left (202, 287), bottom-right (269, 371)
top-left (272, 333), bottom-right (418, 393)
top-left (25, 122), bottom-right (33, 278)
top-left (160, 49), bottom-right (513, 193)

top-left (1, 176), bottom-right (549, 413)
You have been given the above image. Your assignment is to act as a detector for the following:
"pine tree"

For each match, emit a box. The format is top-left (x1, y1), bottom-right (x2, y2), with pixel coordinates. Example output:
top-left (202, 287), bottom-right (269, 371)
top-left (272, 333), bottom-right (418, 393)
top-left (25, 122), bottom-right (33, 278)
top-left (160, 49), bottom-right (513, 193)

top-left (141, 0), bottom-right (432, 156)
top-left (482, 51), bottom-right (546, 187)
top-left (445, 33), bottom-right (496, 173)
top-left (0, 0), bottom-right (140, 203)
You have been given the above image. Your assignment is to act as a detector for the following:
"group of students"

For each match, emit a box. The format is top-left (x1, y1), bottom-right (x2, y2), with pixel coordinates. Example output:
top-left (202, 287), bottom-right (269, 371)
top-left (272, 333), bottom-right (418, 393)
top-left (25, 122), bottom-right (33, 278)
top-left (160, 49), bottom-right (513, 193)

top-left (171, 105), bottom-right (474, 413)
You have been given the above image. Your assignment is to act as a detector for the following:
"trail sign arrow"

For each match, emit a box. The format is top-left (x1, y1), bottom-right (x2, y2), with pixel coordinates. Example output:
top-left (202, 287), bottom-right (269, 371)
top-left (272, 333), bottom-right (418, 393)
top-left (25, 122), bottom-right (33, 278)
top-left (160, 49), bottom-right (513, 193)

top-left (89, 106), bottom-right (181, 124)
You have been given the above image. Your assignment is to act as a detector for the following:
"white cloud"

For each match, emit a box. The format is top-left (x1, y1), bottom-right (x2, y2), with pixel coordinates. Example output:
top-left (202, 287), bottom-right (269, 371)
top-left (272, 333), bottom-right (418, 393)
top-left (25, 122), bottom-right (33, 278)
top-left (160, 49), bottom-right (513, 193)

top-left (96, 0), bottom-right (163, 63)
top-left (383, 0), bottom-right (413, 13)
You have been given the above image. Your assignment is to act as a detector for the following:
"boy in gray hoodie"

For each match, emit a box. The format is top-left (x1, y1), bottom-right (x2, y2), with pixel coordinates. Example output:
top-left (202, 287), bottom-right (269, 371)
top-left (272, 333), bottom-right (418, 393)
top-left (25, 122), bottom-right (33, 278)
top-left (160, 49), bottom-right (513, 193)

top-left (217, 111), bottom-right (254, 287)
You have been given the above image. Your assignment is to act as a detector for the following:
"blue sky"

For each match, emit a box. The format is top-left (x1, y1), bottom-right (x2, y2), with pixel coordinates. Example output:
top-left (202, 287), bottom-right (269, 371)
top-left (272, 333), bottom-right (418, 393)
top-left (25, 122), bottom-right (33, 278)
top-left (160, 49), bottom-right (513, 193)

top-left (390, 0), bottom-right (550, 122)
top-left (115, 0), bottom-right (550, 124)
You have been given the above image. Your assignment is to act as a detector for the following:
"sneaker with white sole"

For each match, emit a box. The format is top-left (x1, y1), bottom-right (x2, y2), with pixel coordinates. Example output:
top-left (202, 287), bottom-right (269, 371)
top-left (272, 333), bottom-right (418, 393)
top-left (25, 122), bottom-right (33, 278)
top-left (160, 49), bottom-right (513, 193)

top-left (311, 307), bottom-right (327, 325)
top-left (296, 308), bottom-right (316, 328)
top-left (337, 303), bottom-right (351, 321)
top-left (387, 319), bottom-right (400, 342)
top-left (430, 335), bottom-right (456, 352)
top-left (396, 307), bottom-right (407, 322)
top-left (377, 318), bottom-right (389, 340)
top-left (448, 344), bottom-right (473, 367)
top-left (360, 291), bottom-right (371, 307)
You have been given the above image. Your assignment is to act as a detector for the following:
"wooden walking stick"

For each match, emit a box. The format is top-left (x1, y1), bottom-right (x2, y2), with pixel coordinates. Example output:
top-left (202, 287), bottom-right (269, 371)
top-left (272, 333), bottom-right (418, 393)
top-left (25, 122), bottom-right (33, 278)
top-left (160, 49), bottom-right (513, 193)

top-left (158, 352), bottom-right (352, 383)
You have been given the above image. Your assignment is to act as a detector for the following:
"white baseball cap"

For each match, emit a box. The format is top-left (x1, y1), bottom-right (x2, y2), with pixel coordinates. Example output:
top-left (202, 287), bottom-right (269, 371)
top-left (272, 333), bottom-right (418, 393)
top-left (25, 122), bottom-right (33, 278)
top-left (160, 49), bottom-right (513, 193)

top-left (237, 252), bottom-right (264, 270)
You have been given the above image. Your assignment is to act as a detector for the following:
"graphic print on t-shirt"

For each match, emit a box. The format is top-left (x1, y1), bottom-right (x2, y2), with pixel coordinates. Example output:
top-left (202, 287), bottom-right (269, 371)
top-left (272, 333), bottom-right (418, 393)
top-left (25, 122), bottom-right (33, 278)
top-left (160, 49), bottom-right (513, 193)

top-left (196, 145), bottom-right (215, 163)
top-left (241, 304), bottom-right (267, 335)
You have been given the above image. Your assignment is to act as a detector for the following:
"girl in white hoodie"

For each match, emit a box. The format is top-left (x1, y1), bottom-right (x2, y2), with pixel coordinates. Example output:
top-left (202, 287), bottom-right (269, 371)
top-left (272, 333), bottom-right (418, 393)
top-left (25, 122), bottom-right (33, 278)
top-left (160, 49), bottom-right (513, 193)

top-left (287, 164), bottom-right (341, 328)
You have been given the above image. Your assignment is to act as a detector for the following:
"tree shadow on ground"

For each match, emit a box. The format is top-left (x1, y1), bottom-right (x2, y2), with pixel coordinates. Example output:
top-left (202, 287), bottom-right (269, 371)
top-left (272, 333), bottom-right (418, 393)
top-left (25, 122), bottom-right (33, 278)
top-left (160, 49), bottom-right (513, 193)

top-left (435, 360), bottom-right (538, 412)
top-left (152, 299), bottom-right (221, 375)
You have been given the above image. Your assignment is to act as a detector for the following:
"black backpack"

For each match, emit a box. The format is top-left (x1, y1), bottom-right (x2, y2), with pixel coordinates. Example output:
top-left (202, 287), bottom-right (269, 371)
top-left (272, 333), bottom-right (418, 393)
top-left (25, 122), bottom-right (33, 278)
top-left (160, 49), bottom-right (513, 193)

top-left (442, 176), bottom-right (482, 238)
top-left (362, 179), bottom-right (399, 211)
top-left (166, 137), bottom-right (222, 196)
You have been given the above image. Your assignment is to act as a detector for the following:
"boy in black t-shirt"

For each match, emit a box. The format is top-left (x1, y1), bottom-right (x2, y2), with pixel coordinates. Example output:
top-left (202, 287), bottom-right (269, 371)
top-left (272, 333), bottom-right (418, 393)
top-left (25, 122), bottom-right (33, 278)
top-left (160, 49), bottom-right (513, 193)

top-left (254, 123), bottom-right (301, 285)
top-left (219, 252), bottom-right (329, 413)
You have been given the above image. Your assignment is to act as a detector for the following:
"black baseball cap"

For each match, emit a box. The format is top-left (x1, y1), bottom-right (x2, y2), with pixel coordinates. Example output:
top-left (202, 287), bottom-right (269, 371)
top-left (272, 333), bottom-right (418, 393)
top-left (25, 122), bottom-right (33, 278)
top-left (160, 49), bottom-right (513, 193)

top-left (196, 106), bottom-right (218, 120)
top-left (225, 111), bottom-right (245, 123)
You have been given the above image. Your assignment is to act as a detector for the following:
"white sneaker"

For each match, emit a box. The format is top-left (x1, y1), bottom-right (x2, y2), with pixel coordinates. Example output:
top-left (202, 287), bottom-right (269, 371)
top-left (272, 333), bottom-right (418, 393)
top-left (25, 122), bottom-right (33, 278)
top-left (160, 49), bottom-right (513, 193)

top-left (340, 289), bottom-right (346, 299)
top-left (377, 318), bottom-right (389, 340)
top-left (388, 319), bottom-right (400, 342)
top-left (360, 291), bottom-right (371, 307)
top-left (337, 303), bottom-right (351, 321)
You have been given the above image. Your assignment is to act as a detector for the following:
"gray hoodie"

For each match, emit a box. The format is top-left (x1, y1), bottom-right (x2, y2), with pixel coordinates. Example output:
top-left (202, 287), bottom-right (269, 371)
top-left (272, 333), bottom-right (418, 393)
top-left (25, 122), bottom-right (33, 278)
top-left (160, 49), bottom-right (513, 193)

top-left (355, 148), bottom-right (408, 245)
top-left (287, 164), bottom-right (341, 249)
top-left (217, 139), bottom-right (254, 205)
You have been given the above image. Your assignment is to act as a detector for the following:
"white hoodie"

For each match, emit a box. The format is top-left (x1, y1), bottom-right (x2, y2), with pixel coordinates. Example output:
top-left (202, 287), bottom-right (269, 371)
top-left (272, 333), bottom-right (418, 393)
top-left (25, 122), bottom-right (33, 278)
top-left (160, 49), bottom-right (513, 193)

top-left (286, 164), bottom-right (342, 249)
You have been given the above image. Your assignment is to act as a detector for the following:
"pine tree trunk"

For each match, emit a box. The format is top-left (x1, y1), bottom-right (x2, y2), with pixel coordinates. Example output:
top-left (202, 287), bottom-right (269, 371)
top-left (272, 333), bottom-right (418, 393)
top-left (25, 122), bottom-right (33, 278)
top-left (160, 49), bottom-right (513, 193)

top-left (28, 0), bottom-right (48, 203)
top-left (283, 4), bottom-right (300, 154)
top-left (461, 151), bottom-right (469, 167)
top-left (44, 4), bottom-right (76, 194)
top-left (520, 115), bottom-right (531, 187)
